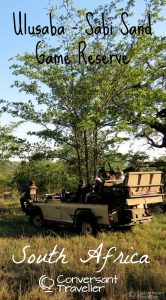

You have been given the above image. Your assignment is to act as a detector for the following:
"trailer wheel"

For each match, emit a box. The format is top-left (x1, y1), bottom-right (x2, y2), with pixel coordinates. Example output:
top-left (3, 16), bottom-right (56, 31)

top-left (30, 212), bottom-right (43, 228)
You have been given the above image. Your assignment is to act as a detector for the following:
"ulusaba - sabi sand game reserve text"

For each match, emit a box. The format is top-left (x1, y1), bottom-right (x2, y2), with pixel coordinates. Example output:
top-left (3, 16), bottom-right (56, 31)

top-left (12, 11), bottom-right (152, 65)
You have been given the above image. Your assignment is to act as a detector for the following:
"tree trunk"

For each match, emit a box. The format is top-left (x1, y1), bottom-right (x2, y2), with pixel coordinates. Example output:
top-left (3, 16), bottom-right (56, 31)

top-left (76, 147), bottom-right (82, 179)
top-left (83, 130), bottom-right (90, 184)
top-left (74, 131), bottom-right (82, 179)
top-left (93, 127), bottom-right (98, 178)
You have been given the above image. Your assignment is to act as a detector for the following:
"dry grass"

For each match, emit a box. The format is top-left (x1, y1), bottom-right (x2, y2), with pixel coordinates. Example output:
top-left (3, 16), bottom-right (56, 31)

top-left (0, 198), bottom-right (166, 300)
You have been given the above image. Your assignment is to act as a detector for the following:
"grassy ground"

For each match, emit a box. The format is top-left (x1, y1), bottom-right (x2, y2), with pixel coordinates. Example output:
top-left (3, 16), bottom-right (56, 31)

top-left (0, 199), bottom-right (165, 300)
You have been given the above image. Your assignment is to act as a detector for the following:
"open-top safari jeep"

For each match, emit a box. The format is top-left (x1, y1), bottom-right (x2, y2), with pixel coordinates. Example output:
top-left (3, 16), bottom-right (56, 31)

top-left (25, 171), bottom-right (164, 235)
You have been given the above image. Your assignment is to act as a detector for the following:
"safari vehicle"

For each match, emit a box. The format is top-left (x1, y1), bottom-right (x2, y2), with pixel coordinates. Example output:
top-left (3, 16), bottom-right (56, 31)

top-left (26, 171), bottom-right (164, 235)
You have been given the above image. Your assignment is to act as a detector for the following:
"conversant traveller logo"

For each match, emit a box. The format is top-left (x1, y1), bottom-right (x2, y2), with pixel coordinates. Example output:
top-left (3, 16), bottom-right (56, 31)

top-left (38, 274), bottom-right (119, 293)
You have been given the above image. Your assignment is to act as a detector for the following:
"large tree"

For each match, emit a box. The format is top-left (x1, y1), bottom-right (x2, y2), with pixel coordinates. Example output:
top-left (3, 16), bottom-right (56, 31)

top-left (7, 0), bottom-right (166, 182)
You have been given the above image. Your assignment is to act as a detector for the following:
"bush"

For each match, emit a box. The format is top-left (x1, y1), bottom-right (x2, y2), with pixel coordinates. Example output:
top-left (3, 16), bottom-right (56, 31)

top-left (12, 160), bottom-right (77, 194)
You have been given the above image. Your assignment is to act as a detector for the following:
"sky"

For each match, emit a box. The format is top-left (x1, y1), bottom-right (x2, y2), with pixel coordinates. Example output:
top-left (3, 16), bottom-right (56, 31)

top-left (0, 0), bottom-right (166, 159)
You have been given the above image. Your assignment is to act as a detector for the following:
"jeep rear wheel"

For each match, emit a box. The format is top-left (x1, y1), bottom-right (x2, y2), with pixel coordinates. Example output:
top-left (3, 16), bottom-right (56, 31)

top-left (30, 213), bottom-right (43, 228)
top-left (78, 219), bottom-right (96, 236)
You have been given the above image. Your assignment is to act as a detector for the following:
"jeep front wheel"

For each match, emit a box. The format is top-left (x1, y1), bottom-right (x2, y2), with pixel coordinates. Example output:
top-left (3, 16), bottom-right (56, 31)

top-left (30, 213), bottom-right (43, 228)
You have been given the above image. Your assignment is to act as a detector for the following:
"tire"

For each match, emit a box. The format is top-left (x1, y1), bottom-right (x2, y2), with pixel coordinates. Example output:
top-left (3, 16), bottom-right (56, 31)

top-left (77, 218), bottom-right (96, 236)
top-left (30, 212), bottom-right (43, 228)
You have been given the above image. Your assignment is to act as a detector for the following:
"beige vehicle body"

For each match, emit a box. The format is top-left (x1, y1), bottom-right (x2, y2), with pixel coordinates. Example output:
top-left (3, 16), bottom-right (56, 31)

top-left (28, 171), bottom-right (164, 234)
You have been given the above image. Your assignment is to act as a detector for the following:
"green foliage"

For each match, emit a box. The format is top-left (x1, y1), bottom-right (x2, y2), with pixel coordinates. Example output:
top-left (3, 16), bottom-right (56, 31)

top-left (12, 160), bottom-right (77, 194)
top-left (125, 151), bottom-right (149, 168)
top-left (154, 155), bottom-right (166, 185)
top-left (98, 150), bottom-right (150, 172)
top-left (110, 34), bottom-right (166, 148)
top-left (0, 122), bottom-right (25, 161)
top-left (0, 162), bottom-right (16, 193)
